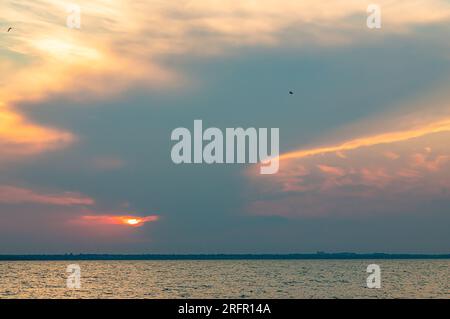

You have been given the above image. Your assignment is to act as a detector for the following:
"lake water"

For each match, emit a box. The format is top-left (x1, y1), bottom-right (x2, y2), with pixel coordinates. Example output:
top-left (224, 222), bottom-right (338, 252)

top-left (0, 260), bottom-right (448, 299)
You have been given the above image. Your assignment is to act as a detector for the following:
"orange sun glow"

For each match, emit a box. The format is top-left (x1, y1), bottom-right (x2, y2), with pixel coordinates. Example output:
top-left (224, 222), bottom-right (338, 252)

top-left (80, 215), bottom-right (159, 227)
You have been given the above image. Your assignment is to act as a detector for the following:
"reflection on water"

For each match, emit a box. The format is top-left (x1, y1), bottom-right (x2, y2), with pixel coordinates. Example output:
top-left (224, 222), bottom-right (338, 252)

top-left (0, 260), bottom-right (448, 299)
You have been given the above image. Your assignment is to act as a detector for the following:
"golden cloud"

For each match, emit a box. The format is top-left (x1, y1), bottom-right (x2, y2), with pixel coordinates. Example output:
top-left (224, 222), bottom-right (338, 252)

top-left (1, 0), bottom-right (450, 163)
top-left (278, 118), bottom-right (450, 162)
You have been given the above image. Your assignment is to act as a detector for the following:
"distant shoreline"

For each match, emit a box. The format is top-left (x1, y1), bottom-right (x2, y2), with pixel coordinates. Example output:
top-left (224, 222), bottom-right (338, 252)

top-left (0, 253), bottom-right (449, 261)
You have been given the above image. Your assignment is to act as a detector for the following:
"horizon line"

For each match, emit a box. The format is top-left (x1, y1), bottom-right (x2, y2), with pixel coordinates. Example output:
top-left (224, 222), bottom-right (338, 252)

top-left (1, 252), bottom-right (449, 261)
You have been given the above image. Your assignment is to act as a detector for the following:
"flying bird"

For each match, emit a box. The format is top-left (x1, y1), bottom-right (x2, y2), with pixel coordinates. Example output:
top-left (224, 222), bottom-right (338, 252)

top-left (289, 91), bottom-right (294, 95)
top-left (7, 27), bottom-right (12, 32)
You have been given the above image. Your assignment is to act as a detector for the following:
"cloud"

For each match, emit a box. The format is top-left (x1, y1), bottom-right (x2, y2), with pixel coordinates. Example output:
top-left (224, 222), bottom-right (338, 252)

top-left (2, 0), bottom-right (450, 164)
top-left (0, 106), bottom-right (74, 161)
top-left (0, 185), bottom-right (94, 206)
top-left (278, 118), bottom-right (450, 162)
top-left (3, 0), bottom-right (450, 224)
top-left (248, 103), bottom-right (450, 218)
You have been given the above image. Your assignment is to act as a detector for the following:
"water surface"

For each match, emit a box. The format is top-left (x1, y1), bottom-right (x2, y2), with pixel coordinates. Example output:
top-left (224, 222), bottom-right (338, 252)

top-left (0, 260), bottom-right (448, 298)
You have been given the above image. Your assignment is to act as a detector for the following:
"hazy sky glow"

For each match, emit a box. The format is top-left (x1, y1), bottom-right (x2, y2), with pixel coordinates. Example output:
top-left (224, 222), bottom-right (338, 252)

top-left (1, 0), bottom-right (450, 253)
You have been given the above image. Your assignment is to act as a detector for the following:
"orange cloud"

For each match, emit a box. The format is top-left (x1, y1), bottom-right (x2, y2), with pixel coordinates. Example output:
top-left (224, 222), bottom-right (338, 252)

top-left (0, 185), bottom-right (94, 206)
top-left (2, 0), bottom-right (450, 164)
top-left (278, 119), bottom-right (450, 162)
top-left (80, 215), bottom-right (159, 227)
top-left (0, 106), bottom-right (74, 159)
top-left (248, 123), bottom-right (450, 218)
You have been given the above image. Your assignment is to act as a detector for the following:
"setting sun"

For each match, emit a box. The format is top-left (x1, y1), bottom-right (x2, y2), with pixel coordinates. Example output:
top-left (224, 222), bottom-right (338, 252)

top-left (124, 218), bottom-right (141, 226)
top-left (80, 215), bottom-right (159, 227)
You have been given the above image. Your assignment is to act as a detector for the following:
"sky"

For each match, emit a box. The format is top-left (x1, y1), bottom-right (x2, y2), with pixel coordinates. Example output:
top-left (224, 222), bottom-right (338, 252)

top-left (1, 0), bottom-right (450, 254)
